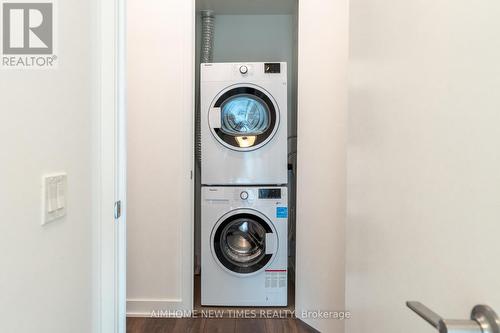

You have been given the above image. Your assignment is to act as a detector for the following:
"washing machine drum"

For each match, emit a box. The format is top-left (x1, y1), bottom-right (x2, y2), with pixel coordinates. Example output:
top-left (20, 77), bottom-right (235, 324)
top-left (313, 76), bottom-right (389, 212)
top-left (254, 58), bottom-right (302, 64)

top-left (213, 213), bottom-right (276, 274)
top-left (209, 86), bottom-right (280, 151)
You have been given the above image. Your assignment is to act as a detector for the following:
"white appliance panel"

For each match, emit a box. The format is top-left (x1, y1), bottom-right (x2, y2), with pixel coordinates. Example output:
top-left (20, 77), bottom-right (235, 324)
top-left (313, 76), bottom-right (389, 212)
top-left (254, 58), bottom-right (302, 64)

top-left (201, 62), bottom-right (288, 185)
top-left (201, 186), bottom-right (288, 306)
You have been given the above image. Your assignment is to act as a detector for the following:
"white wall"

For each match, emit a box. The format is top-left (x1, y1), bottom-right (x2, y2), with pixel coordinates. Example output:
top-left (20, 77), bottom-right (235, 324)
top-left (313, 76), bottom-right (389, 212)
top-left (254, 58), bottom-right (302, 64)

top-left (127, 0), bottom-right (194, 315)
top-left (296, 0), bottom-right (349, 331)
top-left (0, 1), bottom-right (98, 332)
top-left (347, 1), bottom-right (500, 332)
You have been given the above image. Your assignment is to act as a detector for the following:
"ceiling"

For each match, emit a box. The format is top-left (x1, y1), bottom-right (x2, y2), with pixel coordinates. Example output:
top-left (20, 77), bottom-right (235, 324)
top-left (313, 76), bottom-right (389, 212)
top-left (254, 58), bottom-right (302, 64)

top-left (196, 0), bottom-right (297, 15)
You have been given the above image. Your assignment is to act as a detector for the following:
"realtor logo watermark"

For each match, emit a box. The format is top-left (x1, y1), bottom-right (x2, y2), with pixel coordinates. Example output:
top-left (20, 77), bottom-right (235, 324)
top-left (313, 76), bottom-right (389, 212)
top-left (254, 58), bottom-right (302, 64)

top-left (1, 0), bottom-right (57, 68)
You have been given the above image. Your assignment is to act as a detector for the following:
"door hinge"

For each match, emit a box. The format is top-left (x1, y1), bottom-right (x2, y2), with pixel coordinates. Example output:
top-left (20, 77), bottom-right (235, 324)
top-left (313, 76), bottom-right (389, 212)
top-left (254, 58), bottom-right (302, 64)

top-left (114, 200), bottom-right (122, 219)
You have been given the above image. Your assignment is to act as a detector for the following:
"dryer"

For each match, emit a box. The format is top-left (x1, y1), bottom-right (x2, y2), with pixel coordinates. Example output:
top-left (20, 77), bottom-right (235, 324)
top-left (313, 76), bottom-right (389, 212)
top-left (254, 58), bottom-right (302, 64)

top-left (201, 62), bottom-right (287, 185)
top-left (201, 186), bottom-right (288, 306)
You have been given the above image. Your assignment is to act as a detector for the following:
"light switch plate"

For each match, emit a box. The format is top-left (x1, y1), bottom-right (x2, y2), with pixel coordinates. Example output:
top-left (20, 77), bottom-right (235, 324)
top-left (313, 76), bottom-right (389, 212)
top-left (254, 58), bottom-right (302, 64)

top-left (42, 173), bottom-right (67, 225)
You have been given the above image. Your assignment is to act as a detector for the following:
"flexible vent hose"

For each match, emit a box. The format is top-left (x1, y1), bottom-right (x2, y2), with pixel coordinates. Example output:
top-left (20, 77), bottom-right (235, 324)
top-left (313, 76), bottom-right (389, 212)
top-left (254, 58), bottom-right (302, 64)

top-left (196, 10), bottom-right (215, 165)
top-left (200, 10), bottom-right (215, 63)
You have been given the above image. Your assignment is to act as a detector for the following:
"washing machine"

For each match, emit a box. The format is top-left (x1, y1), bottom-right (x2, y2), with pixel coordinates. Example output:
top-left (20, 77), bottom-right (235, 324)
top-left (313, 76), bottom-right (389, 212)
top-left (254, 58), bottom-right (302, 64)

top-left (201, 62), bottom-right (288, 185)
top-left (201, 186), bottom-right (288, 306)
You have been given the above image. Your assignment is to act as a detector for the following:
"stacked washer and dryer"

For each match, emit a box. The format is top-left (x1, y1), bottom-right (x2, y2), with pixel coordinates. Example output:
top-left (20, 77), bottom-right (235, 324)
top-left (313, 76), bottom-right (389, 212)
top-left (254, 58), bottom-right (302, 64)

top-left (201, 62), bottom-right (288, 306)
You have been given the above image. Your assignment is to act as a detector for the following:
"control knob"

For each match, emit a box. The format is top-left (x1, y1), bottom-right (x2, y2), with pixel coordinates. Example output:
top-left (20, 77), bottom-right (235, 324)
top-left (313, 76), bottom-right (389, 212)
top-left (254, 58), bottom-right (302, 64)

top-left (239, 65), bottom-right (248, 74)
top-left (240, 191), bottom-right (249, 200)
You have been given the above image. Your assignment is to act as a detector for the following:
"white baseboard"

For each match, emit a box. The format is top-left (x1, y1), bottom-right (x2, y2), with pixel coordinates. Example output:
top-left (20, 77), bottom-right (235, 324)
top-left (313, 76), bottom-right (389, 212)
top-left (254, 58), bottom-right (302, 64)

top-left (126, 298), bottom-right (192, 317)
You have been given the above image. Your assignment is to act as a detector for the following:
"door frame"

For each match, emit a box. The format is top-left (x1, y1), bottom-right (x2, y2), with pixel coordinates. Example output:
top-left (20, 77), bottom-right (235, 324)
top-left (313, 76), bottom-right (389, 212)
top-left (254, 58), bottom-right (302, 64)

top-left (98, 0), bottom-right (196, 332)
top-left (97, 0), bottom-right (126, 332)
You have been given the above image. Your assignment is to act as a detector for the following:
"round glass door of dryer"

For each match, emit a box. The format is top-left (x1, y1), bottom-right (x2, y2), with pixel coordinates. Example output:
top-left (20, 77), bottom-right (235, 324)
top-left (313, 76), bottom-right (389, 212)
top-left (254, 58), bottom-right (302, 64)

top-left (211, 211), bottom-right (277, 275)
top-left (208, 85), bottom-right (280, 151)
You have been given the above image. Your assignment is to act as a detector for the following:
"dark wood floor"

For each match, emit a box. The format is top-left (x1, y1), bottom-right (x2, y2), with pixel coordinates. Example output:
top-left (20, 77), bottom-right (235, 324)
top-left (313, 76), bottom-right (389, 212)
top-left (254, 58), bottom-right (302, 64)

top-left (126, 275), bottom-right (317, 332)
top-left (127, 317), bottom-right (319, 333)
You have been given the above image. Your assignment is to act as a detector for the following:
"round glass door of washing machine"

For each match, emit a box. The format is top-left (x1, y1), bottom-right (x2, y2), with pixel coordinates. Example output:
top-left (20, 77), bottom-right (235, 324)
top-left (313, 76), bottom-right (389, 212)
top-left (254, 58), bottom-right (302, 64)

top-left (208, 84), bottom-right (280, 151)
top-left (210, 209), bottom-right (278, 275)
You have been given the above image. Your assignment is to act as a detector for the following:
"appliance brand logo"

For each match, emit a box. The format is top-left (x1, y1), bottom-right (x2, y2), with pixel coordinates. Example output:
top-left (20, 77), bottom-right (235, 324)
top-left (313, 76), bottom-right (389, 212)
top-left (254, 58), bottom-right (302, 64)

top-left (1, 0), bottom-right (57, 68)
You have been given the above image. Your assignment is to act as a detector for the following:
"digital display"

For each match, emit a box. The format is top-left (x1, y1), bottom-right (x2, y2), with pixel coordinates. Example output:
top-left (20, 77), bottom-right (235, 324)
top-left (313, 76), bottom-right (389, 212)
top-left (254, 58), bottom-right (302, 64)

top-left (259, 189), bottom-right (281, 199)
top-left (264, 63), bottom-right (281, 73)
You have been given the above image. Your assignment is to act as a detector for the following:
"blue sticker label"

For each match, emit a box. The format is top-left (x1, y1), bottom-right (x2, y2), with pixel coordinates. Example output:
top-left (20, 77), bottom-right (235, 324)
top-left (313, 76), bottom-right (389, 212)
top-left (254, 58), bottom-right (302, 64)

top-left (276, 207), bottom-right (288, 218)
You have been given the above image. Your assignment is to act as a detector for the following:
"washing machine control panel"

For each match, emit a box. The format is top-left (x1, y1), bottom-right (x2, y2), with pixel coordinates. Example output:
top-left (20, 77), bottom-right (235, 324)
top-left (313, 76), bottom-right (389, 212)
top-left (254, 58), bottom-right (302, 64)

top-left (204, 187), bottom-right (287, 206)
top-left (258, 188), bottom-right (281, 199)
top-left (234, 188), bottom-right (283, 201)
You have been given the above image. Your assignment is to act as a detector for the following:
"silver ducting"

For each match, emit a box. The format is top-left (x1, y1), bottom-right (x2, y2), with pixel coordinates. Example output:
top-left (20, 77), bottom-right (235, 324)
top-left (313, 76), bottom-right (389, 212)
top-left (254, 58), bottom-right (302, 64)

top-left (195, 11), bottom-right (215, 275)
top-left (200, 10), bottom-right (215, 63)
top-left (196, 10), bottom-right (215, 166)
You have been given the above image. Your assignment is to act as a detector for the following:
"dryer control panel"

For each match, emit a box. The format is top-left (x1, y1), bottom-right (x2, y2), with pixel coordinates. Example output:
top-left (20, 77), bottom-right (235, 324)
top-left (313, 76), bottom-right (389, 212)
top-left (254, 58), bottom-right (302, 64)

top-left (201, 62), bottom-right (287, 83)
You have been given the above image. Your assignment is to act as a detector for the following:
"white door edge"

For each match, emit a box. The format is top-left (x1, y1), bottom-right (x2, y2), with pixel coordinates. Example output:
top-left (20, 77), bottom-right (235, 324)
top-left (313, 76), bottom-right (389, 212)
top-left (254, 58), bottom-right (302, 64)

top-left (97, 0), bottom-right (126, 332)
top-left (97, 1), bottom-right (195, 332)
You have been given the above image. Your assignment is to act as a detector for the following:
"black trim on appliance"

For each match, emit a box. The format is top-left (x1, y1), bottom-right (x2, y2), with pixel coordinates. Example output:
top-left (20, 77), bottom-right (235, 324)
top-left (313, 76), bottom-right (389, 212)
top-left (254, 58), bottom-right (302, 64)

top-left (258, 188), bottom-right (282, 199)
top-left (264, 63), bottom-right (281, 73)
top-left (213, 213), bottom-right (273, 274)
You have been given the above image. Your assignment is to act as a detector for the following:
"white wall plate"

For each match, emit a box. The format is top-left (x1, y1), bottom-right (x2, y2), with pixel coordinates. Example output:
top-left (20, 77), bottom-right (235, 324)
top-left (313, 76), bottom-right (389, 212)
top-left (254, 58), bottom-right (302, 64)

top-left (42, 173), bottom-right (67, 225)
